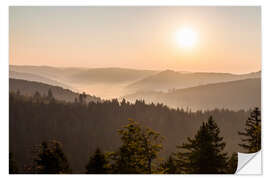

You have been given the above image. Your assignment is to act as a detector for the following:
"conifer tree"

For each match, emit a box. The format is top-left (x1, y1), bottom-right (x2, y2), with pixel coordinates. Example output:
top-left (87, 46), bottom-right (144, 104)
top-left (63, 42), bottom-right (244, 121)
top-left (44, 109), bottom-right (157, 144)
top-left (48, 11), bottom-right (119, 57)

top-left (33, 91), bottom-right (41, 103)
top-left (47, 89), bottom-right (54, 101)
top-left (175, 116), bottom-right (228, 174)
top-left (226, 152), bottom-right (238, 174)
top-left (86, 148), bottom-right (110, 174)
top-left (33, 140), bottom-right (71, 174)
top-left (159, 155), bottom-right (178, 174)
top-left (238, 107), bottom-right (261, 153)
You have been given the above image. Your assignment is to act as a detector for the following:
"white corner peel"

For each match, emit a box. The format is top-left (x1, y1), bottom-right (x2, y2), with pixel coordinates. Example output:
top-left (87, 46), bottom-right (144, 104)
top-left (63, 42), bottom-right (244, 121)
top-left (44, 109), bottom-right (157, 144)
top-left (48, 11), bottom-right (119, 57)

top-left (235, 151), bottom-right (262, 175)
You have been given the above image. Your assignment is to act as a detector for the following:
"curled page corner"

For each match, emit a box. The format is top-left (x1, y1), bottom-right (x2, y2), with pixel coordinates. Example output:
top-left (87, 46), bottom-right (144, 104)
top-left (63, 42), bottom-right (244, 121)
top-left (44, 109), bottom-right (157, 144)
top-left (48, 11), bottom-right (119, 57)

top-left (235, 151), bottom-right (262, 175)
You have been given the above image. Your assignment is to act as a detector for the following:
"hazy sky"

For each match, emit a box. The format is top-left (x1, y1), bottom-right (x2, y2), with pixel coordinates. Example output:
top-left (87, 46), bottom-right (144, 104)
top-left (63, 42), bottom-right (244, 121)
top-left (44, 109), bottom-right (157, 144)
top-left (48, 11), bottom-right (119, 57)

top-left (10, 6), bottom-right (261, 73)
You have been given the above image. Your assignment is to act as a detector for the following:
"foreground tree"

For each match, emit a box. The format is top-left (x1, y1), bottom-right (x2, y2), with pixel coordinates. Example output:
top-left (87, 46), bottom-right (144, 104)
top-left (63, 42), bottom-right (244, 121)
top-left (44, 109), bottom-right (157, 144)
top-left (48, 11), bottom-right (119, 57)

top-left (238, 107), bottom-right (261, 153)
top-left (32, 140), bottom-right (71, 174)
top-left (175, 116), bottom-right (228, 174)
top-left (226, 152), bottom-right (238, 174)
top-left (110, 119), bottom-right (163, 174)
top-left (158, 155), bottom-right (178, 174)
top-left (86, 148), bottom-right (110, 174)
top-left (9, 152), bottom-right (19, 174)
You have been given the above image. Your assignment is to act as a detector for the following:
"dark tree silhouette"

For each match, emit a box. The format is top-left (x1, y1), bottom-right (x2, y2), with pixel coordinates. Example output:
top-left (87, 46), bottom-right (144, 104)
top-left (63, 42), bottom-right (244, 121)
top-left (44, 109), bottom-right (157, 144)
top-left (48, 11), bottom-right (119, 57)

top-left (79, 92), bottom-right (87, 104)
top-left (47, 88), bottom-right (54, 100)
top-left (32, 140), bottom-right (71, 174)
top-left (110, 119), bottom-right (163, 174)
top-left (226, 152), bottom-right (238, 174)
top-left (33, 91), bottom-right (41, 103)
top-left (159, 155), bottom-right (178, 174)
top-left (85, 148), bottom-right (110, 174)
top-left (9, 152), bottom-right (19, 174)
top-left (9, 92), bottom-right (251, 173)
top-left (238, 107), bottom-right (261, 153)
top-left (175, 116), bottom-right (228, 174)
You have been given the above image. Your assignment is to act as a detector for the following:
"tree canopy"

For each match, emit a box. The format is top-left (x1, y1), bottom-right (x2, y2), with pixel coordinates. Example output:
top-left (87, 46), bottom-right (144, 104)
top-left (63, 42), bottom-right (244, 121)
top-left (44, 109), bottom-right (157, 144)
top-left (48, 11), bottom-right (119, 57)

top-left (238, 107), bottom-right (261, 153)
top-left (85, 148), bottom-right (110, 174)
top-left (109, 119), bottom-right (163, 174)
top-left (175, 116), bottom-right (228, 174)
top-left (32, 140), bottom-right (71, 174)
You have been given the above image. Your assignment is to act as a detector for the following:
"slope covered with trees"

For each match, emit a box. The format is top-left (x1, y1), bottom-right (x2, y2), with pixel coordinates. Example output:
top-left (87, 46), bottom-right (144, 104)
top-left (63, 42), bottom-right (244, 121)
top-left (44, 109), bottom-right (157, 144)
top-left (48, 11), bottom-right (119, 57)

top-left (9, 78), bottom-right (101, 103)
top-left (9, 71), bottom-right (71, 90)
top-left (10, 92), bottom-right (251, 173)
top-left (126, 78), bottom-right (261, 110)
top-left (10, 65), bottom-right (261, 99)
top-left (126, 70), bottom-right (261, 92)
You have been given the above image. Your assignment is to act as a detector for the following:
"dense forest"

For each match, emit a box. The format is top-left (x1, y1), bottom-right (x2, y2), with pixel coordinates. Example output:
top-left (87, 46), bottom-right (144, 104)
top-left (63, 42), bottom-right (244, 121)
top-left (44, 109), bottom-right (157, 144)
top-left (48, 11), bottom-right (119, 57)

top-left (9, 90), bottom-right (261, 174)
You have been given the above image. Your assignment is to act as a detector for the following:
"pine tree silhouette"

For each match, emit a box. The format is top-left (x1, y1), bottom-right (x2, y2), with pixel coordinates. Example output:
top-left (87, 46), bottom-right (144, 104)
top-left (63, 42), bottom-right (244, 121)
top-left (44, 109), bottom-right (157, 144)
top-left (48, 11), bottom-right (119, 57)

top-left (175, 116), bottom-right (228, 174)
top-left (238, 107), bottom-right (261, 153)
top-left (159, 155), bottom-right (178, 174)
top-left (226, 152), bottom-right (238, 174)
top-left (33, 140), bottom-right (71, 174)
top-left (86, 148), bottom-right (110, 174)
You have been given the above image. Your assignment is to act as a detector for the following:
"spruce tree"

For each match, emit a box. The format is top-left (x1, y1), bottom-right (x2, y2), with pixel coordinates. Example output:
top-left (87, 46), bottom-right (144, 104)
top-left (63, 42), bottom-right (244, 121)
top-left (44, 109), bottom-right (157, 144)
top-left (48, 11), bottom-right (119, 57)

top-left (159, 155), bottom-right (178, 174)
top-left (238, 107), bottom-right (261, 153)
top-left (175, 116), bottom-right (228, 174)
top-left (33, 140), bottom-right (71, 174)
top-left (86, 148), bottom-right (110, 174)
top-left (226, 152), bottom-right (238, 174)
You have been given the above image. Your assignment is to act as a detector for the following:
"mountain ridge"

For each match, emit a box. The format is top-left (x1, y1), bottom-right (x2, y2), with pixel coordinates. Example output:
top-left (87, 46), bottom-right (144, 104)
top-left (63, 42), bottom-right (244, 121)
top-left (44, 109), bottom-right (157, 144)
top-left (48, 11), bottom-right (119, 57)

top-left (9, 78), bottom-right (101, 103)
top-left (125, 78), bottom-right (261, 111)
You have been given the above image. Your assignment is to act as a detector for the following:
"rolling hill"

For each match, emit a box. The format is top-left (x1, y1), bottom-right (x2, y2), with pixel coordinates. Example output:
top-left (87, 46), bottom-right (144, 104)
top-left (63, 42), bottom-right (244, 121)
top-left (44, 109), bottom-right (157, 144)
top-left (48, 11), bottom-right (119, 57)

top-left (126, 70), bottom-right (261, 92)
top-left (10, 65), bottom-right (261, 100)
top-left (125, 78), bottom-right (261, 111)
top-left (9, 71), bottom-right (72, 90)
top-left (10, 65), bottom-right (157, 85)
top-left (9, 78), bottom-right (101, 103)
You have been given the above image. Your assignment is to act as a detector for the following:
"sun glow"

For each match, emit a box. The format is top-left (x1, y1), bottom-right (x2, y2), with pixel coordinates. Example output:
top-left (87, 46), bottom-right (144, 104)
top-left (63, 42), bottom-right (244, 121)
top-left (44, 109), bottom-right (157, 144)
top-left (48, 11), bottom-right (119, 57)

top-left (176, 28), bottom-right (198, 48)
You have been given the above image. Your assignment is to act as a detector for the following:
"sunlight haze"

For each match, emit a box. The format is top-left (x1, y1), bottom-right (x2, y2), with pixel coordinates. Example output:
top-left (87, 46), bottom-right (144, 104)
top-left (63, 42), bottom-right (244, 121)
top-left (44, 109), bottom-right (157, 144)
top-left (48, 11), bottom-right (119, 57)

top-left (9, 6), bottom-right (261, 74)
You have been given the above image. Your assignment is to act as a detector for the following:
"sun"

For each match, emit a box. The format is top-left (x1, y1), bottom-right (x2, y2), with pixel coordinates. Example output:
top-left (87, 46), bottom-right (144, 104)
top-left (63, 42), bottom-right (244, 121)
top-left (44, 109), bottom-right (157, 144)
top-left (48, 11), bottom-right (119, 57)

top-left (176, 28), bottom-right (197, 48)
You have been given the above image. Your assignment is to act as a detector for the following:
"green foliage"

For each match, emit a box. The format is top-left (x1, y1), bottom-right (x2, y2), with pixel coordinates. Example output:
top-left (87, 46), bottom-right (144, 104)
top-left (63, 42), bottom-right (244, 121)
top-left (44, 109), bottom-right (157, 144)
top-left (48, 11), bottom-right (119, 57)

top-left (175, 116), bottom-right (228, 174)
top-left (238, 107), bottom-right (261, 153)
top-left (158, 155), bottom-right (178, 174)
top-left (110, 119), bottom-right (163, 174)
top-left (86, 148), bottom-right (110, 174)
top-left (9, 152), bottom-right (19, 174)
top-left (32, 140), bottom-right (71, 174)
top-left (226, 152), bottom-right (238, 174)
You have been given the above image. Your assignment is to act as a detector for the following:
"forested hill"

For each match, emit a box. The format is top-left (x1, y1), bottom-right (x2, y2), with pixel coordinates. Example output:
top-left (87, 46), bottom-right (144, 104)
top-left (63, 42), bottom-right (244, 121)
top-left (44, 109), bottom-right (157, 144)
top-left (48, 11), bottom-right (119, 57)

top-left (9, 71), bottom-right (72, 90)
top-left (9, 65), bottom-right (157, 85)
top-left (126, 70), bottom-right (261, 92)
top-left (10, 93), bottom-right (250, 173)
top-left (125, 78), bottom-right (261, 111)
top-left (9, 78), bottom-right (101, 103)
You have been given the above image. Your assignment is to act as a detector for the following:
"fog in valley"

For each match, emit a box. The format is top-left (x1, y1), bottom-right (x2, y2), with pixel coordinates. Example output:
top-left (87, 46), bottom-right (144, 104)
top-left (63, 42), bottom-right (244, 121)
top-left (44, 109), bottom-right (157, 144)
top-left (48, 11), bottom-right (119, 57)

top-left (10, 65), bottom-right (261, 111)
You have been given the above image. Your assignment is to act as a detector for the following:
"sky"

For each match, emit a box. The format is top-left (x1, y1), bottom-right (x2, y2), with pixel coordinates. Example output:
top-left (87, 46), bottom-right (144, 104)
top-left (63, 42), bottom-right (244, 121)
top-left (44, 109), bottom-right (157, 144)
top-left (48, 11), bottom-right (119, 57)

top-left (9, 6), bottom-right (261, 74)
